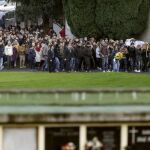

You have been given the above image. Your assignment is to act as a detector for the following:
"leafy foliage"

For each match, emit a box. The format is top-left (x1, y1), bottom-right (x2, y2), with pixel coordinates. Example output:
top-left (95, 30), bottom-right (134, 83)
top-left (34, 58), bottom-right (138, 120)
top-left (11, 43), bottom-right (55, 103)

top-left (13, 0), bottom-right (63, 23)
top-left (63, 0), bottom-right (150, 39)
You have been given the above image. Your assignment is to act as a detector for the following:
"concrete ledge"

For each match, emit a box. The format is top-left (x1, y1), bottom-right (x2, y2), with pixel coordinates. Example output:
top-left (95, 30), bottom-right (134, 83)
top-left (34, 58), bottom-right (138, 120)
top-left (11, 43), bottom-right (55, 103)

top-left (0, 113), bottom-right (150, 124)
top-left (0, 88), bottom-right (150, 94)
top-left (0, 105), bottom-right (150, 123)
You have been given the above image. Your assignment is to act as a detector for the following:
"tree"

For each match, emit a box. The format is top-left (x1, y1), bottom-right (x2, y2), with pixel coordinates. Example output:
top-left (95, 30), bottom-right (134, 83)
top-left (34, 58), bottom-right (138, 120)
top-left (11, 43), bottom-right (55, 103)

top-left (63, 0), bottom-right (150, 39)
top-left (13, 0), bottom-right (63, 29)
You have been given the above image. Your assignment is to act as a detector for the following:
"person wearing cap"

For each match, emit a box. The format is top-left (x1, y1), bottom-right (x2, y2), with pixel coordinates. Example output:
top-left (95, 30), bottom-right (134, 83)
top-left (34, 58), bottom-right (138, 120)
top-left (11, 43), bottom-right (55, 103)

top-left (4, 41), bottom-right (13, 69)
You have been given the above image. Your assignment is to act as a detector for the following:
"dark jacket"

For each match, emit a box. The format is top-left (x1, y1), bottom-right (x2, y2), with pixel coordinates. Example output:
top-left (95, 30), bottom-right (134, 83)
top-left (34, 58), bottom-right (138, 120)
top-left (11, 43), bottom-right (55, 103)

top-left (0, 43), bottom-right (4, 58)
top-left (48, 49), bottom-right (54, 61)
top-left (64, 46), bottom-right (72, 59)
top-left (28, 48), bottom-right (36, 61)
top-left (11, 47), bottom-right (18, 61)
top-left (75, 46), bottom-right (84, 58)
top-left (54, 44), bottom-right (61, 58)
top-left (128, 46), bottom-right (136, 58)
top-left (84, 46), bottom-right (92, 57)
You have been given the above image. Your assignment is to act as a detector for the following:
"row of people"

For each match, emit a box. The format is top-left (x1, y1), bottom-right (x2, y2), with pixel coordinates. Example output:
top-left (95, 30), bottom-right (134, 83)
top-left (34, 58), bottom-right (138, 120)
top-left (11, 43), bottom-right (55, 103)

top-left (0, 26), bottom-right (150, 72)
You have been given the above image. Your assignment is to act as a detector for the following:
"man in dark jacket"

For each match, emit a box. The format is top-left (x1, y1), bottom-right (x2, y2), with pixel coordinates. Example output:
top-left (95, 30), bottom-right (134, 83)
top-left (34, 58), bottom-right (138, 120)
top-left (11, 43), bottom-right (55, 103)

top-left (84, 43), bottom-right (92, 71)
top-left (48, 45), bottom-right (54, 72)
top-left (128, 43), bottom-right (136, 72)
top-left (54, 42), bottom-right (61, 72)
top-left (64, 43), bottom-right (71, 72)
top-left (75, 42), bottom-right (85, 71)
top-left (28, 43), bottom-right (36, 70)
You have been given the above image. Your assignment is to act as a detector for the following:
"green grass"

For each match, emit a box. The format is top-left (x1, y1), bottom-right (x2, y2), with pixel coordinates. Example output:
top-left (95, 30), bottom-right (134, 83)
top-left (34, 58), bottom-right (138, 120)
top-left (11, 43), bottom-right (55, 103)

top-left (0, 72), bottom-right (149, 89)
top-left (0, 72), bottom-right (149, 106)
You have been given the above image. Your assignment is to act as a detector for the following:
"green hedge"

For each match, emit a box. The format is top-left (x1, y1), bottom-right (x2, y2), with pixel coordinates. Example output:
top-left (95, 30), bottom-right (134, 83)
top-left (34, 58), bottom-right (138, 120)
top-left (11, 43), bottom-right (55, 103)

top-left (63, 0), bottom-right (150, 39)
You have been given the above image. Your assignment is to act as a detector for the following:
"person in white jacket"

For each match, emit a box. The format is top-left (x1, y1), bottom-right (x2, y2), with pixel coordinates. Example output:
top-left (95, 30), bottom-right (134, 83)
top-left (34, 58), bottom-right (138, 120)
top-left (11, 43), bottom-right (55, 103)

top-left (4, 41), bottom-right (13, 69)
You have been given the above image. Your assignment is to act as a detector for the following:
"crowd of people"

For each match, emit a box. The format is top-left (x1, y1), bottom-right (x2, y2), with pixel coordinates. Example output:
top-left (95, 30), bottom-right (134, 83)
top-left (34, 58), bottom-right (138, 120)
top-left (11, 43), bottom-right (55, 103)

top-left (0, 25), bottom-right (150, 73)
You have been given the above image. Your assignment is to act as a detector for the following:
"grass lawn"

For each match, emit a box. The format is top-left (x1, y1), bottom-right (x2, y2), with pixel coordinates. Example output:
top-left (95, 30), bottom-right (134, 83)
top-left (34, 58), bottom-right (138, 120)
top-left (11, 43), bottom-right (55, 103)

top-left (0, 72), bottom-right (149, 106)
top-left (0, 72), bottom-right (149, 89)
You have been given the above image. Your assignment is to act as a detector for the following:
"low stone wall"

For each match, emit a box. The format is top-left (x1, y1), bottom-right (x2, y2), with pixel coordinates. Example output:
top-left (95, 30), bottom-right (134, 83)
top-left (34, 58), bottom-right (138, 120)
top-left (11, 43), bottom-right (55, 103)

top-left (0, 113), bottom-right (150, 124)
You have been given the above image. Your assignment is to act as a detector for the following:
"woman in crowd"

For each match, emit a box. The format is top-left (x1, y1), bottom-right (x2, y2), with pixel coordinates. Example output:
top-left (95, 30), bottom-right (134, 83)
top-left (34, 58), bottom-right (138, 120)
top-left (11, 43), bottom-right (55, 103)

top-left (0, 25), bottom-right (149, 72)
top-left (35, 42), bottom-right (42, 70)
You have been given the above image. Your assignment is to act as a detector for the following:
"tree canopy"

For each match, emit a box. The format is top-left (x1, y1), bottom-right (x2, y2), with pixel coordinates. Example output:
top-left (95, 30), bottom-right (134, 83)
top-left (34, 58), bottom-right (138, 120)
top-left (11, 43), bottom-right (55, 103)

top-left (13, 0), bottom-right (63, 27)
top-left (13, 0), bottom-right (150, 39)
top-left (63, 0), bottom-right (150, 39)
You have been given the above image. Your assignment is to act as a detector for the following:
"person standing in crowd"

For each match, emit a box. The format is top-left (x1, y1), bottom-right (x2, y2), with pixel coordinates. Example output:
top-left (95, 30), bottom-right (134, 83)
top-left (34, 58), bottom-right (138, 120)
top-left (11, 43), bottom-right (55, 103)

top-left (18, 43), bottom-right (26, 68)
top-left (0, 37), bottom-right (4, 70)
top-left (108, 41), bottom-right (115, 71)
top-left (35, 43), bottom-right (42, 70)
top-left (128, 43), bottom-right (136, 72)
top-left (41, 41), bottom-right (49, 71)
top-left (141, 43), bottom-right (149, 72)
top-left (12, 42), bottom-right (18, 68)
top-left (91, 41), bottom-right (96, 70)
top-left (64, 42), bottom-right (71, 72)
top-left (100, 41), bottom-right (109, 72)
top-left (96, 42), bottom-right (102, 71)
top-left (69, 43), bottom-right (76, 72)
top-left (4, 41), bottom-right (13, 69)
top-left (59, 42), bottom-right (65, 71)
top-left (28, 43), bottom-right (36, 70)
top-left (135, 45), bottom-right (142, 72)
top-left (120, 46), bottom-right (128, 72)
top-left (76, 42), bottom-right (84, 71)
top-left (113, 51), bottom-right (123, 72)
top-left (48, 44), bottom-right (55, 72)
top-left (54, 42), bottom-right (61, 72)
top-left (84, 42), bottom-right (92, 72)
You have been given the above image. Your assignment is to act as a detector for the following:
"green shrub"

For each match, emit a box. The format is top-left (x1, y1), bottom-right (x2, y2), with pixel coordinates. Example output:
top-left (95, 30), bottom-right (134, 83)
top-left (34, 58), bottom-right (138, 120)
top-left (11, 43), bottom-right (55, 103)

top-left (63, 0), bottom-right (150, 39)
